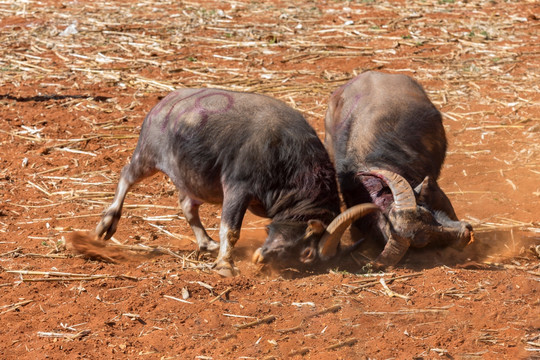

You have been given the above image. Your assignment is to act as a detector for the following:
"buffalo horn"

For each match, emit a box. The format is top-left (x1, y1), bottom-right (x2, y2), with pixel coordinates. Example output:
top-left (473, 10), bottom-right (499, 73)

top-left (375, 233), bottom-right (410, 266)
top-left (369, 169), bottom-right (417, 211)
top-left (318, 203), bottom-right (379, 259)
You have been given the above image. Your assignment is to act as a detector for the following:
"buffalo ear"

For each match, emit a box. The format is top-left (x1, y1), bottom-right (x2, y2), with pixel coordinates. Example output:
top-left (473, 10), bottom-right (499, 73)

top-left (301, 221), bottom-right (326, 263)
top-left (414, 176), bottom-right (434, 203)
top-left (306, 219), bottom-right (326, 237)
top-left (414, 176), bottom-right (459, 220)
top-left (414, 176), bottom-right (429, 194)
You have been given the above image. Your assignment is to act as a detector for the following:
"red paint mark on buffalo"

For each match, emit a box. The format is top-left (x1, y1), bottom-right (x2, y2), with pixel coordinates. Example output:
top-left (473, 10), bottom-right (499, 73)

top-left (161, 89), bottom-right (208, 132)
top-left (140, 89), bottom-right (235, 145)
top-left (192, 92), bottom-right (234, 128)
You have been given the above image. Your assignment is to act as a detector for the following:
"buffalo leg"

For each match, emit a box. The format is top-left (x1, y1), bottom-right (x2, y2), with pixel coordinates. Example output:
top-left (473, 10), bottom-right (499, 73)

top-left (96, 161), bottom-right (157, 240)
top-left (213, 190), bottom-right (249, 277)
top-left (179, 195), bottom-right (219, 251)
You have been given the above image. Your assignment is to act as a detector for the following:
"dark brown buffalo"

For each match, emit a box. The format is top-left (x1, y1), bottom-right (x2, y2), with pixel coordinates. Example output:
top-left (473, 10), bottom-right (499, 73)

top-left (95, 88), bottom-right (376, 276)
top-left (321, 71), bottom-right (473, 266)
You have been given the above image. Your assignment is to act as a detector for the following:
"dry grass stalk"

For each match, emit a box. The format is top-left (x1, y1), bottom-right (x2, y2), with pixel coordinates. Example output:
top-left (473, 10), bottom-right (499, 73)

top-left (147, 223), bottom-right (196, 243)
top-left (233, 315), bottom-right (276, 330)
top-left (0, 299), bottom-right (33, 316)
top-left (288, 347), bottom-right (310, 356)
top-left (23, 253), bottom-right (71, 259)
top-left (351, 272), bottom-right (422, 284)
top-left (345, 272), bottom-right (423, 293)
top-left (34, 165), bottom-right (70, 176)
top-left (163, 294), bottom-right (194, 305)
top-left (438, 286), bottom-right (482, 300)
top-left (209, 286), bottom-right (233, 304)
top-left (0, 129), bottom-right (46, 142)
top-left (218, 333), bottom-right (235, 341)
top-left (122, 313), bottom-right (147, 325)
top-left (0, 248), bottom-right (22, 257)
top-left (325, 338), bottom-right (358, 351)
top-left (305, 304), bottom-right (341, 319)
top-left (276, 320), bottom-right (304, 334)
top-left (364, 306), bottom-right (453, 316)
top-left (107, 285), bottom-right (135, 292)
top-left (37, 330), bottom-right (90, 340)
top-left (26, 180), bottom-right (51, 197)
top-left (477, 331), bottom-right (501, 345)
top-left (379, 278), bottom-right (410, 301)
top-left (20, 277), bottom-right (114, 282)
top-left (7, 270), bottom-right (138, 281)
top-left (431, 348), bottom-right (449, 355)
top-left (223, 313), bottom-right (255, 319)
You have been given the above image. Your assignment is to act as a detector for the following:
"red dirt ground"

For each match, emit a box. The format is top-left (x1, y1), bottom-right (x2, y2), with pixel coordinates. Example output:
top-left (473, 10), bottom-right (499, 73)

top-left (0, 0), bottom-right (539, 359)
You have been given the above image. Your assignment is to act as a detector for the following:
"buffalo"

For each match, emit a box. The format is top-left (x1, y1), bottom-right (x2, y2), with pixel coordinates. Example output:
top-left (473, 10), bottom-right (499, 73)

top-left (321, 71), bottom-right (473, 266)
top-left (96, 88), bottom-right (376, 276)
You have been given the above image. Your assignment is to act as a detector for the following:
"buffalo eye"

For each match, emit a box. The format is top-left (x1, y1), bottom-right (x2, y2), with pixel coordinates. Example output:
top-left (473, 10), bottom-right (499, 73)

top-left (300, 247), bottom-right (317, 264)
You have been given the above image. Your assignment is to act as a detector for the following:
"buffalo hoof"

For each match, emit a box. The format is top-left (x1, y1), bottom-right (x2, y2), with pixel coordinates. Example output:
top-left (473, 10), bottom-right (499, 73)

top-left (213, 261), bottom-right (238, 277)
top-left (252, 248), bottom-right (264, 264)
top-left (199, 238), bottom-right (219, 252)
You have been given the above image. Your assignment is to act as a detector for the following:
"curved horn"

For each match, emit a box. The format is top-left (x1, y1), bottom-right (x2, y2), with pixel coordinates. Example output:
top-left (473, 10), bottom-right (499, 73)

top-left (374, 233), bottom-right (410, 266)
top-left (318, 203), bottom-right (379, 259)
top-left (369, 169), bottom-right (417, 211)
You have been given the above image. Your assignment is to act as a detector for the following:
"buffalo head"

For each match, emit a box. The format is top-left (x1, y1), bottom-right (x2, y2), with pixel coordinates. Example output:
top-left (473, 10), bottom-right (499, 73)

top-left (362, 169), bottom-right (473, 266)
top-left (252, 203), bottom-right (379, 267)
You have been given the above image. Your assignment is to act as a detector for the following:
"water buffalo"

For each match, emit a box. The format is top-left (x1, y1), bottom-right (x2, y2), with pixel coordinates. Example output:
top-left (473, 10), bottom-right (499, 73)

top-left (321, 71), bottom-right (473, 266)
top-left (95, 88), bottom-right (376, 276)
